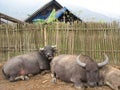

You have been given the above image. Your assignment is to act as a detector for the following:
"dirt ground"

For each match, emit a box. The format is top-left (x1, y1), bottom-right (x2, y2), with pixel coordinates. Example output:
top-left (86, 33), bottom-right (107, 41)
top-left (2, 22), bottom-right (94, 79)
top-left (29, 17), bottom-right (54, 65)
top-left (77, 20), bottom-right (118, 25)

top-left (0, 63), bottom-right (113, 90)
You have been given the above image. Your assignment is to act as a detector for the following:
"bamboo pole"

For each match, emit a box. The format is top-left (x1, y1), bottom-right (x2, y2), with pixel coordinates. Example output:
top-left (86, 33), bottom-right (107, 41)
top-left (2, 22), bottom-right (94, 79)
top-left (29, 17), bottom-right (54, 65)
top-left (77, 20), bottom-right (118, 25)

top-left (6, 25), bottom-right (10, 60)
top-left (0, 23), bottom-right (120, 65)
top-left (44, 26), bottom-right (47, 46)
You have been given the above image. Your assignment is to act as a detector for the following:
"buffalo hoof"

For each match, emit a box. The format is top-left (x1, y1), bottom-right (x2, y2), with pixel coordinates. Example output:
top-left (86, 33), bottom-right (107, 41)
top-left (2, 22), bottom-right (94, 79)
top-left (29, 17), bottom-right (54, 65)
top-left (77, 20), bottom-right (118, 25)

top-left (51, 78), bottom-right (57, 83)
top-left (75, 86), bottom-right (85, 90)
top-left (14, 75), bottom-right (29, 81)
top-left (15, 76), bottom-right (25, 81)
top-left (9, 77), bottom-right (15, 82)
top-left (24, 76), bottom-right (29, 80)
top-left (41, 70), bottom-right (50, 75)
top-left (98, 81), bottom-right (104, 86)
top-left (28, 74), bottom-right (33, 77)
top-left (74, 83), bottom-right (85, 90)
top-left (118, 86), bottom-right (120, 90)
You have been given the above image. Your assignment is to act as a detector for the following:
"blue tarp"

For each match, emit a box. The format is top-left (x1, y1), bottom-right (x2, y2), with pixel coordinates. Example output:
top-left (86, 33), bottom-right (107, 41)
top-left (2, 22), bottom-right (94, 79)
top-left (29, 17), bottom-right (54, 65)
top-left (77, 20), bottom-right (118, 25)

top-left (55, 7), bottom-right (67, 18)
top-left (32, 7), bottom-right (68, 23)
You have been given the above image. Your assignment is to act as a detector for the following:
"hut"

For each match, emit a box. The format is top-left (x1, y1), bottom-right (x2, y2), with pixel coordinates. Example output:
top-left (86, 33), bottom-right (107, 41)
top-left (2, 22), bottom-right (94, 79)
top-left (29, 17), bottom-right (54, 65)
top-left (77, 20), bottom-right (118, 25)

top-left (25, 0), bottom-right (82, 23)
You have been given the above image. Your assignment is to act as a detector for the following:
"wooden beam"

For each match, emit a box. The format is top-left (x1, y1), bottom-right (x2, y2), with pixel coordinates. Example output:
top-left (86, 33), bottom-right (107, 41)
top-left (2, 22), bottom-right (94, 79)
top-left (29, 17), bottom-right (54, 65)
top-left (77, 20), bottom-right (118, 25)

top-left (0, 13), bottom-right (24, 24)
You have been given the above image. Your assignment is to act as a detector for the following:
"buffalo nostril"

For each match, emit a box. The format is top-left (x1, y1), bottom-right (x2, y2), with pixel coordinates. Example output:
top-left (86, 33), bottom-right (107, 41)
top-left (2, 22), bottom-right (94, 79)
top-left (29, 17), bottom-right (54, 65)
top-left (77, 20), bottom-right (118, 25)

top-left (89, 82), bottom-right (97, 87)
top-left (46, 53), bottom-right (50, 57)
top-left (47, 53), bottom-right (50, 55)
top-left (97, 82), bottom-right (103, 86)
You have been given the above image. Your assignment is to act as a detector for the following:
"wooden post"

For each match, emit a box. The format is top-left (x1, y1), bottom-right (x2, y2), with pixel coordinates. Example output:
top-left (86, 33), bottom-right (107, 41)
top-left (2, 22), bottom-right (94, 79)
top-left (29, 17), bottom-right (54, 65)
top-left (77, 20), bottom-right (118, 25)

top-left (0, 18), bottom-right (1, 24)
top-left (56, 23), bottom-right (59, 47)
top-left (6, 25), bottom-right (10, 60)
top-left (44, 26), bottom-right (47, 46)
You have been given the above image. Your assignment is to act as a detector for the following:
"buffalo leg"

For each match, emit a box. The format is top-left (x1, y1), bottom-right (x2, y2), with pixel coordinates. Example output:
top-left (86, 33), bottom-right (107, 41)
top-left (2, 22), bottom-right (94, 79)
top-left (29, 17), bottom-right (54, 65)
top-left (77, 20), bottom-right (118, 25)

top-left (71, 78), bottom-right (85, 90)
top-left (24, 76), bottom-right (29, 80)
top-left (51, 72), bottom-right (57, 83)
top-left (15, 75), bottom-right (29, 81)
top-left (50, 63), bottom-right (57, 83)
top-left (9, 76), bottom-right (16, 82)
top-left (98, 73), bottom-right (104, 86)
top-left (28, 74), bottom-right (33, 77)
top-left (41, 70), bottom-right (50, 75)
top-left (74, 81), bottom-right (85, 90)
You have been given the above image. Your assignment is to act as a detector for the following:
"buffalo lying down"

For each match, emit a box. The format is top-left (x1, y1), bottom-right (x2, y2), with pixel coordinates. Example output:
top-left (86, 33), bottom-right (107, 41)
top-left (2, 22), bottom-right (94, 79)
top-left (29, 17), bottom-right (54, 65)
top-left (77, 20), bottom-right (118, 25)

top-left (2, 45), bottom-right (57, 82)
top-left (100, 65), bottom-right (120, 90)
top-left (51, 54), bottom-right (109, 89)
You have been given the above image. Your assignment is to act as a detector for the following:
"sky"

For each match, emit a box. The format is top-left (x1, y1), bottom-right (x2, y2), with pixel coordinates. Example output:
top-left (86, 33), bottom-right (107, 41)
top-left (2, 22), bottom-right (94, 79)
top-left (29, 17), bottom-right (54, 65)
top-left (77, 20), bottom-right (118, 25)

top-left (0, 0), bottom-right (120, 21)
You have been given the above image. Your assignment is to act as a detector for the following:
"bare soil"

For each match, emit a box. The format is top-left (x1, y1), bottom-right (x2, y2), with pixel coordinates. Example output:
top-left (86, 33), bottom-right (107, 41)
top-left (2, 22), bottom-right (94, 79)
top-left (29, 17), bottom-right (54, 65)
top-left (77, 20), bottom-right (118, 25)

top-left (0, 63), bottom-right (113, 90)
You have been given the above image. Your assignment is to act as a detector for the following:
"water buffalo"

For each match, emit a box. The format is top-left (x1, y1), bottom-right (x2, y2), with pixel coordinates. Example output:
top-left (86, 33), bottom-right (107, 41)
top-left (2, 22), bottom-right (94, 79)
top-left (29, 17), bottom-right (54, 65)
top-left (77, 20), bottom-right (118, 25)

top-left (100, 65), bottom-right (120, 90)
top-left (2, 45), bottom-right (57, 82)
top-left (51, 54), bottom-right (109, 89)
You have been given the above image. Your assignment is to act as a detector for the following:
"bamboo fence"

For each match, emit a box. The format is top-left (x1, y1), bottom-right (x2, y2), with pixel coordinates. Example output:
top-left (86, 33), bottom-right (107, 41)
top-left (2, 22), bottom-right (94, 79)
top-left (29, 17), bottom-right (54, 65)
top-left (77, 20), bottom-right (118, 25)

top-left (0, 22), bottom-right (120, 65)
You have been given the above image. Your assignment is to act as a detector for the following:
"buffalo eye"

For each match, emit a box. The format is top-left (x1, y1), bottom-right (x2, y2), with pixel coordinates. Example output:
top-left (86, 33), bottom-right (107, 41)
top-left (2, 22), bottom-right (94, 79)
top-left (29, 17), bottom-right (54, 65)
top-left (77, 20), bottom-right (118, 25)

top-left (93, 69), bottom-right (98, 73)
top-left (86, 69), bottom-right (90, 73)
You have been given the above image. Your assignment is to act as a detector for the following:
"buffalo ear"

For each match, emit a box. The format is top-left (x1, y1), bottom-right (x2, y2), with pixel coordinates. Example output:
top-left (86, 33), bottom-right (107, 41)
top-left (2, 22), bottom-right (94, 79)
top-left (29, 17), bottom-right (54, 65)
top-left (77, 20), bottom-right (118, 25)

top-left (53, 47), bottom-right (57, 51)
top-left (51, 45), bottom-right (57, 48)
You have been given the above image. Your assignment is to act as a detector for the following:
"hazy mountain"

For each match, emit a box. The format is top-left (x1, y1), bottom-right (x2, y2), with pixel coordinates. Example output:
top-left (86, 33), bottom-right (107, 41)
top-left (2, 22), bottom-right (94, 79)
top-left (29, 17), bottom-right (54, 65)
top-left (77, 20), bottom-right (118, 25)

top-left (1, 3), bottom-right (119, 22)
top-left (21, 6), bottom-right (120, 22)
top-left (68, 6), bottom-right (120, 22)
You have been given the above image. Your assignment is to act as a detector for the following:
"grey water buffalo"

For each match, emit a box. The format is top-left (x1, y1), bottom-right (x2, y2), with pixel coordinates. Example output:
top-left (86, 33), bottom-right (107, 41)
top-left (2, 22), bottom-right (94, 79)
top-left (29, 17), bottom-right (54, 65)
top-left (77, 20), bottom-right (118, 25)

top-left (51, 54), bottom-right (109, 89)
top-left (2, 45), bottom-right (57, 82)
top-left (100, 65), bottom-right (120, 90)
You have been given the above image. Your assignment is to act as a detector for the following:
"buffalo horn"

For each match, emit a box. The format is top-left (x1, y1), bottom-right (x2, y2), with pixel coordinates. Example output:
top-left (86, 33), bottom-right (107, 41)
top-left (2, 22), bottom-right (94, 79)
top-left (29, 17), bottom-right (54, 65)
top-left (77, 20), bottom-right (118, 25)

top-left (76, 54), bottom-right (86, 67)
top-left (98, 53), bottom-right (109, 67)
top-left (39, 47), bottom-right (44, 50)
top-left (51, 45), bottom-right (57, 48)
